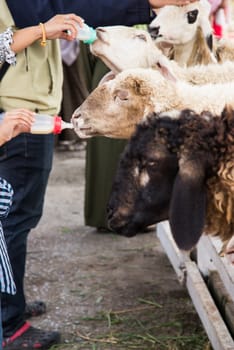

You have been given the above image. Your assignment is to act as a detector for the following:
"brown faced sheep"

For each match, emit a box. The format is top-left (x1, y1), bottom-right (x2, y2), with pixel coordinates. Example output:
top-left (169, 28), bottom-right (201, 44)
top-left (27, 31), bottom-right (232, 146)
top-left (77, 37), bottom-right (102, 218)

top-left (72, 68), bottom-right (234, 139)
top-left (107, 107), bottom-right (234, 263)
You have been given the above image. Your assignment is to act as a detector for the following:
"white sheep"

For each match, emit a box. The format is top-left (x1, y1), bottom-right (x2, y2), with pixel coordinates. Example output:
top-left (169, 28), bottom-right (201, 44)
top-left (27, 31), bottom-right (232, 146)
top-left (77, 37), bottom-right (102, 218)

top-left (90, 25), bottom-right (234, 85)
top-left (72, 68), bottom-right (234, 139)
top-left (149, 0), bottom-right (216, 66)
top-left (149, 0), bottom-right (234, 65)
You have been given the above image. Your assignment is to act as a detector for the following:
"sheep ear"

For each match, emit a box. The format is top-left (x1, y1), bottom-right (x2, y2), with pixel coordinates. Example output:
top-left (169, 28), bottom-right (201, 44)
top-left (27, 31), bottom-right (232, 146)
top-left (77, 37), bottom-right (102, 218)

top-left (157, 63), bottom-right (177, 82)
top-left (98, 71), bottom-right (116, 86)
top-left (169, 159), bottom-right (206, 251)
top-left (206, 34), bottom-right (213, 51)
top-left (154, 58), bottom-right (178, 83)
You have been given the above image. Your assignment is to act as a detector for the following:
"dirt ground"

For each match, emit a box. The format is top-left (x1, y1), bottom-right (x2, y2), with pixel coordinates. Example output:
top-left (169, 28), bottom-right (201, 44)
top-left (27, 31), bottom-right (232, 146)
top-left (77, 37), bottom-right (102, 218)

top-left (25, 145), bottom-right (209, 350)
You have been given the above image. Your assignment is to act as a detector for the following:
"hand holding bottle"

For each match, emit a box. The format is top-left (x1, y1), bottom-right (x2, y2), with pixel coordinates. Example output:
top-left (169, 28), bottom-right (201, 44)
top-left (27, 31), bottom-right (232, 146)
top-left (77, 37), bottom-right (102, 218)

top-left (10, 14), bottom-right (86, 54)
top-left (40, 14), bottom-right (97, 43)
top-left (0, 109), bottom-right (35, 146)
top-left (44, 14), bottom-right (85, 41)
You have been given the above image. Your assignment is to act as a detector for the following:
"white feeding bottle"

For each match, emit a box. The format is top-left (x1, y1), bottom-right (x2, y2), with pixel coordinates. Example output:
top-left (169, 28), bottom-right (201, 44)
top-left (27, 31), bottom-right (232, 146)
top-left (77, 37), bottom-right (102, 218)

top-left (30, 114), bottom-right (74, 134)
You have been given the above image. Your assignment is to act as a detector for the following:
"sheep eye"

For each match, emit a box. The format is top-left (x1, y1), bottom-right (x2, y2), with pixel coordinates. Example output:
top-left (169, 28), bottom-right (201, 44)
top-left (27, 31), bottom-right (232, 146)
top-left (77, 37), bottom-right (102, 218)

top-left (147, 161), bottom-right (156, 167)
top-left (135, 33), bottom-right (147, 42)
top-left (187, 9), bottom-right (199, 24)
top-left (114, 89), bottom-right (129, 101)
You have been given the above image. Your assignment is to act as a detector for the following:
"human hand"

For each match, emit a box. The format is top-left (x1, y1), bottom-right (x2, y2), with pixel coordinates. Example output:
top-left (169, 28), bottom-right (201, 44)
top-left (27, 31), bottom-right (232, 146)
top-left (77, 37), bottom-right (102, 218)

top-left (44, 14), bottom-right (84, 41)
top-left (0, 109), bottom-right (35, 146)
top-left (149, 0), bottom-right (198, 7)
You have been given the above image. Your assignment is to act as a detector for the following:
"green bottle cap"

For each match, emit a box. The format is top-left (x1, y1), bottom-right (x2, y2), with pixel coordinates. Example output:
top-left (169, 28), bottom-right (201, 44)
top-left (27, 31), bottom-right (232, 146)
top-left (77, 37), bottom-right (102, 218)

top-left (83, 27), bottom-right (97, 44)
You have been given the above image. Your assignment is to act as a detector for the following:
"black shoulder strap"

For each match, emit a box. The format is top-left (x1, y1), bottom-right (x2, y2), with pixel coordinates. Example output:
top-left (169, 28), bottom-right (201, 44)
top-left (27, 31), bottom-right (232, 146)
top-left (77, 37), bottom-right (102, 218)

top-left (0, 62), bottom-right (10, 82)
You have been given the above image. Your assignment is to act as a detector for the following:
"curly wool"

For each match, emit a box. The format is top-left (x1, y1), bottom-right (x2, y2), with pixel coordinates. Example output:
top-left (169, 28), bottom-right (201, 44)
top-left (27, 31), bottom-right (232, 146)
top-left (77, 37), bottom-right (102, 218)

top-left (205, 119), bottom-right (234, 243)
top-left (139, 107), bottom-right (234, 244)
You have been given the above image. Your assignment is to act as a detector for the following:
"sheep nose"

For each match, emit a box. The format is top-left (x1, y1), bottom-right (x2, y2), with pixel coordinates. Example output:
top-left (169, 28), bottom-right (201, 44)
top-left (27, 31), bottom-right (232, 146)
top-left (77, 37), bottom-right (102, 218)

top-left (96, 27), bottom-right (106, 33)
top-left (71, 110), bottom-right (81, 129)
top-left (72, 106), bottom-right (81, 119)
top-left (148, 26), bottom-right (160, 39)
top-left (72, 112), bottom-right (81, 119)
top-left (96, 27), bottom-right (109, 43)
top-left (72, 115), bottom-right (81, 129)
top-left (96, 27), bottom-right (105, 39)
top-left (71, 118), bottom-right (80, 129)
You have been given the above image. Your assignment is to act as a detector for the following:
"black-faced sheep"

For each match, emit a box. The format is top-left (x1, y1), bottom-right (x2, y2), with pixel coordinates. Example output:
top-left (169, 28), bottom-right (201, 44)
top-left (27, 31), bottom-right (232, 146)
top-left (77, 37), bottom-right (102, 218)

top-left (72, 68), bottom-right (234, 139)
top-left (107, 107), bottom-right (234, 263)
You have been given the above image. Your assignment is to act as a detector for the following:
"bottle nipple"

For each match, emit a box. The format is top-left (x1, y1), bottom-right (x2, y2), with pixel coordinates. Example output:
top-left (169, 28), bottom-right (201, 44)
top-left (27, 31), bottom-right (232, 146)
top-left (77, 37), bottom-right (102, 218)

top-left (54, 116), bottom-right (74, 134)
top-left (61, 120), bottom-right (74, 130)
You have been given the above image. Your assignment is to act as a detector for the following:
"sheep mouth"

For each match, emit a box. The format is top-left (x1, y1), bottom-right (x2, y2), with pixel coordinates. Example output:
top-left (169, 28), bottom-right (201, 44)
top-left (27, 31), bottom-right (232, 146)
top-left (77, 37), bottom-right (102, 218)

top-left (72, 117), bottom-right (93, 138)
top-left (109, 222), bottom-right (138, 237)
top-left (72, 113), bottom-right (103, 138)
top-left (74, 124), bottom-right (103, 139)
top-left (151, 34), bottom-right (178, 45)
top-left (73, 126), bottom-right (92, 139)
top-left (157, 41), bottom-right (174, 48)
top-left (108, 217), bottom-right (147, 237)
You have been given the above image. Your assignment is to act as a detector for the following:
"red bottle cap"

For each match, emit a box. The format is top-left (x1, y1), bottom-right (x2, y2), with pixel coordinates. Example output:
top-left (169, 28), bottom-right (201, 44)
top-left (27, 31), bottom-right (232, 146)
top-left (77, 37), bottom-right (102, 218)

top-left (53, 115), bottom-right (62, 134)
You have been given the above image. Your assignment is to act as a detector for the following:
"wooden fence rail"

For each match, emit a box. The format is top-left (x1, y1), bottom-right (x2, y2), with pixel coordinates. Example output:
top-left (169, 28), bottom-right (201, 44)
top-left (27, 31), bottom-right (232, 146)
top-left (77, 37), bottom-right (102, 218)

top-left (157, 221), bottom-right (234, 350)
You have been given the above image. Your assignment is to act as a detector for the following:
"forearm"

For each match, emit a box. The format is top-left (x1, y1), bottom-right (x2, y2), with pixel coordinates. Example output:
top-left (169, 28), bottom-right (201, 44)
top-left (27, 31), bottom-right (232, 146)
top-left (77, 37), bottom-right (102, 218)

top-left (149, 0), bottom-right (198, 8)
top-left (10, 26), bottom-right (41, 53)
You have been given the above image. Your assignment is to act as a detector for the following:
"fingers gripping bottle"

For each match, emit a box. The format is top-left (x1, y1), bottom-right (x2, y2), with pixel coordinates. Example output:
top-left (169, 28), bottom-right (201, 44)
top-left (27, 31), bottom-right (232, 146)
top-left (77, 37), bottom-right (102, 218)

top-left (30, 114), bottom-right (74, 134)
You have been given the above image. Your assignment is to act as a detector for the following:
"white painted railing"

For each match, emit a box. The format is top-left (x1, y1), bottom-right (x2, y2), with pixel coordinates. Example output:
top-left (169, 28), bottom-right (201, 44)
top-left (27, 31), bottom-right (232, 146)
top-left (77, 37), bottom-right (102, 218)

top-left (157, 221), bottom-right (234, 350)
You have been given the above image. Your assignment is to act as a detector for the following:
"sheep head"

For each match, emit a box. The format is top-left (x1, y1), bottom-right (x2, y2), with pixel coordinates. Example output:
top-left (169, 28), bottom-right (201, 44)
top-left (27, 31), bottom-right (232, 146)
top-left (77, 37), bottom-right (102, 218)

top-left (108, 109), bottom-right (230, 251)
top-left (107, 116), bottom-right (178, 236)
top-left (149, 0), bottom-right (212, 48)
top-left (90, 25), bottom-right (178, 81)
top-left (90, 26), bottom-right (157, 73)
top-left (72, 69), bottom-right (169, 139)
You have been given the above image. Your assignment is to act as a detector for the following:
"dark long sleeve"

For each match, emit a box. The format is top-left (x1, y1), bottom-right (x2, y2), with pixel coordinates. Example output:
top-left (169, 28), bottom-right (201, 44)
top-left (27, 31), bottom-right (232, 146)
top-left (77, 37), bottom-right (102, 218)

top-left (6, 0), bottom-right (152, 28)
